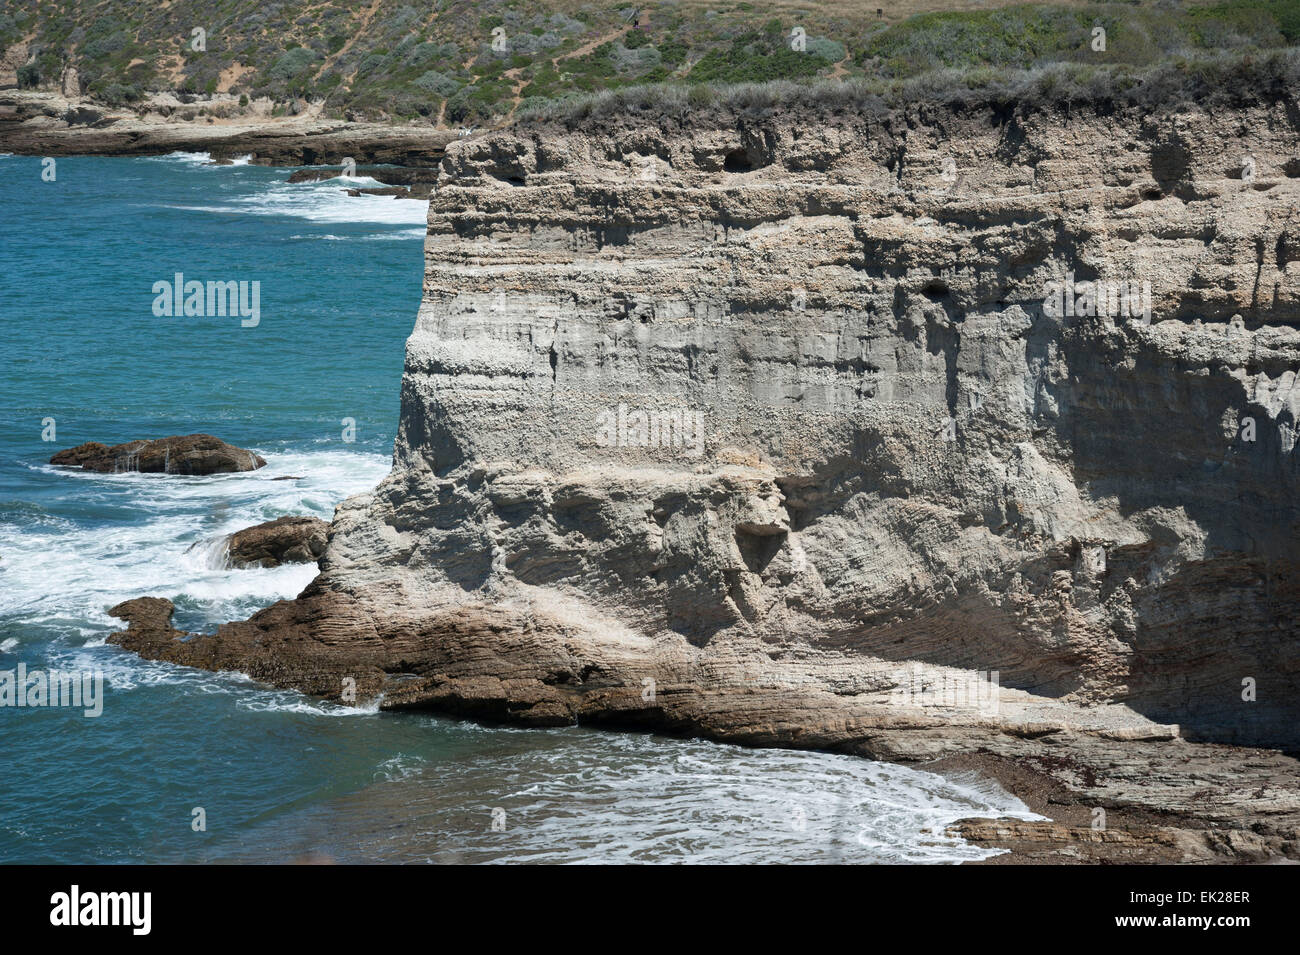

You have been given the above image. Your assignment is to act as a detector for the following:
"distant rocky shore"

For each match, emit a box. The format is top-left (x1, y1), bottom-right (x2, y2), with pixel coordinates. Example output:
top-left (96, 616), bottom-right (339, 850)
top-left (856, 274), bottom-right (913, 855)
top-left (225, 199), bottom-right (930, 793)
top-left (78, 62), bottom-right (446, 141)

top-left (0, 91), bottom-right (453, 167)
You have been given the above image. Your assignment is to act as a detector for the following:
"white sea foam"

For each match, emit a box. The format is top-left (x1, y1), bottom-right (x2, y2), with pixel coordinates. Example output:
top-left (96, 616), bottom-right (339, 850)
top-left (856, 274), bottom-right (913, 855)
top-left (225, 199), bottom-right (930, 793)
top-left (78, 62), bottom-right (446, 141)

top-left (373, 754), bottom-right (428, 782)
top-left (231, 177), bottom-right (429, 225)
top-left (245, 727), bottom-right (1044, 864)
top-left (289, 229), bottom-right (425, 241)
top-left (164, 177), bottom-right (427, 226)
top-left (461, 734), bottom-right (1046, 864)
top-left (141, 151), bottom-right (213, 165)
top-left (0, 449), bottom-right (390, 628)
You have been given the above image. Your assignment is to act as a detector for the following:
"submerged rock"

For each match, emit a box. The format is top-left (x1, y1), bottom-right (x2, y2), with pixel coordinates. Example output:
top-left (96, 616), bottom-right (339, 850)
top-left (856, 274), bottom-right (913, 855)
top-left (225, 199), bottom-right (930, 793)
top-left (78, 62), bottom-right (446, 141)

top-left (346, 185), bottom-right (416, 198)
top-left (226, 516), bottom-right (328, 568)
top-left (50, 434), bottom-right (265, 474)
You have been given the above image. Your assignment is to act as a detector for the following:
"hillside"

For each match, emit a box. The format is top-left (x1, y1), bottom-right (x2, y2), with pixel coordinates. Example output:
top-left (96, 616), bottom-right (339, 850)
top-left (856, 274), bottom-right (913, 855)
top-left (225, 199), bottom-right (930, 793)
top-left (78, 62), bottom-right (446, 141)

top-left (2, 0), bottom-right (1299, 124)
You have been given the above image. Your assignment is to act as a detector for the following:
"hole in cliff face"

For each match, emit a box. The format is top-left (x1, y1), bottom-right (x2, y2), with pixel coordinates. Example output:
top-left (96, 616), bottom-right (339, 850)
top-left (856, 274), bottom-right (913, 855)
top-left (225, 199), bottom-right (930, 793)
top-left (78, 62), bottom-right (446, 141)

top-left (1141, 187), bottom-right (1163, 201)
top-left (652, 494), bottom-right (686, 528)
top-left (1283, 158), bottom-right (1300, 178)
top-left (723, 149), bottom-right (756, 173)
top-left (1150, 135), bottom-right (1192, 195)
top-left (922, 279), bottom-right (950, 300)
top-left (735, 527), bottom-right (785, 575)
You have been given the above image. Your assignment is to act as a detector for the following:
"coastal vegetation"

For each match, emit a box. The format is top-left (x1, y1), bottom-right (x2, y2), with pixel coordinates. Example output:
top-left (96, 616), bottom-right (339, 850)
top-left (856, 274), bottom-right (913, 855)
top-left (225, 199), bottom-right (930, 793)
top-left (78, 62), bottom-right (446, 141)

top-left (2, 1), bottom-right (1299, 122)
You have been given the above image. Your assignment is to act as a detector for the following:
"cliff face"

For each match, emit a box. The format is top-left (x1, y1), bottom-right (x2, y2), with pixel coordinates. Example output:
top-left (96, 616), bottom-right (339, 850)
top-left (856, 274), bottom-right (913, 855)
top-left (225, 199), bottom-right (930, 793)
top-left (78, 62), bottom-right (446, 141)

top-left (112, 96), bottom-right (1300, 860)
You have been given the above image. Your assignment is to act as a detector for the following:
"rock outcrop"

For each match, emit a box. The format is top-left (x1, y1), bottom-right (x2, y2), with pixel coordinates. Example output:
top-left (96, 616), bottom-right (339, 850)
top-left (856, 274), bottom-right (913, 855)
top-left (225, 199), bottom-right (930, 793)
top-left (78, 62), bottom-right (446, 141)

top-left (111, 90), bottom-right (1300, 861)
top-left (52, 435), bottom-right (266, 474)
top-left (226, 516), bottom-right (328, 568)
top-left (0, 91), bottom-right (452, 165)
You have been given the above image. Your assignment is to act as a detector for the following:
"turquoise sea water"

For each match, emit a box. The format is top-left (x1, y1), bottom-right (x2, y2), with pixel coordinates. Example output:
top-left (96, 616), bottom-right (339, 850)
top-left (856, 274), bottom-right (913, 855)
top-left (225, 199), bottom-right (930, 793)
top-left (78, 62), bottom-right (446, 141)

top-left (0, 153), bottom-right (1038, 863)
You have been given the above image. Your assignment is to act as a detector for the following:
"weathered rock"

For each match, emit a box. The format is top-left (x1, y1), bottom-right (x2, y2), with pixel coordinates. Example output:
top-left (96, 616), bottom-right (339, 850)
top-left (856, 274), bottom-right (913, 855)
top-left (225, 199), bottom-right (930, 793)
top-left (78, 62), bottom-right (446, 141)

top-left (226, 516), bottom-right (328, 568)
top-left (109, 91), bottom-right (1300, 861)
top-left (62, 106), bottom-right (102, 127)
top-left (0, 91), bottom-right (453, 165)
top-left (51, 434), bottom-right (265, 474)
top-left (346, 185), bottom-right (417, 198)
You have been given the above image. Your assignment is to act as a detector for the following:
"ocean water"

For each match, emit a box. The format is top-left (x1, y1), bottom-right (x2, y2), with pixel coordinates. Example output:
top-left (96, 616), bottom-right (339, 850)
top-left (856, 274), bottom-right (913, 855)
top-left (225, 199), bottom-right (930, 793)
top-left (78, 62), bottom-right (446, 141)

top-left (0, 153), bottom-right (1039, 863)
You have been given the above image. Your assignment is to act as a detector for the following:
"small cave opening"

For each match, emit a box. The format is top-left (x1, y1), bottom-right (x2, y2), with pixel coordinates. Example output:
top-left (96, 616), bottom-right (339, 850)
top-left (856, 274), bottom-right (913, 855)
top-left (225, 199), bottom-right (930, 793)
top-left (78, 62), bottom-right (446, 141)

top-left (723, 149), bottom-right (756, 173)
top-left (735, 526), bottom-right (785, 575)
top-left (922, 279), bottom-right (950, 301)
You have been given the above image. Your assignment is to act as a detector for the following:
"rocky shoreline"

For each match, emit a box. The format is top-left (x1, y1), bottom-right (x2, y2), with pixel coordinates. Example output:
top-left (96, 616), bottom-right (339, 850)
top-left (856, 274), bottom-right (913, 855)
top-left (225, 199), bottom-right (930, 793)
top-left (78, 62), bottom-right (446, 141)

top-left (84, 85), bottom-right (1300, 863)
top-left (0, 91), bottom-right (453, 167)
top-left (106, 594), bottom-right (1300, 864)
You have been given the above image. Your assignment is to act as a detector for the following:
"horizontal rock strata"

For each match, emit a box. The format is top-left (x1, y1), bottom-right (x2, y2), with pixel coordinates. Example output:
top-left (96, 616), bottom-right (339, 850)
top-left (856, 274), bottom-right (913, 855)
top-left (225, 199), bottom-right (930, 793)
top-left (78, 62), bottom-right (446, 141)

top-left (0, 91), bottom-right (451, 165)
top-left (226, 516), bottom-right (329, 568)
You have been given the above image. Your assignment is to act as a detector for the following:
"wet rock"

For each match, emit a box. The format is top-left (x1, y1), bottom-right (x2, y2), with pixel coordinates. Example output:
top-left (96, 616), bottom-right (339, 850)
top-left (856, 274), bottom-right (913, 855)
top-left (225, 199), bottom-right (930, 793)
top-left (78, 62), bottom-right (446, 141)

top-left (346, 185), bottom-right (415, 198)
top-left (50, 434), bottom-right (265, 474)
top-left (226, 516), bottom-right (328, 568)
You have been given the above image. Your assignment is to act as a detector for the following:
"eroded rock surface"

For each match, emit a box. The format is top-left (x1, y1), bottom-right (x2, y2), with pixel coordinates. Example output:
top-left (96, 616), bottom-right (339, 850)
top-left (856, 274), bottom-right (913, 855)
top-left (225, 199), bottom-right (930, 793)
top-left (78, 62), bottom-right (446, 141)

top-left (110, 94), bottom-right (1300, 860)
top-left (226, 516), bottom-right (329, 568)
top-left (52, 434), bottom-right (266, 474)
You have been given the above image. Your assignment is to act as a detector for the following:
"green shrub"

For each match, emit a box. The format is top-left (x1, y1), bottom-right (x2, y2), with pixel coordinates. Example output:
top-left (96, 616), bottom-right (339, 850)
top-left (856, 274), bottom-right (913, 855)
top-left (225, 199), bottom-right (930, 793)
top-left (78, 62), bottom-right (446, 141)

top-left (100, 82), bottom-right (142, 105)
top-left (414, 69), bottom-right (460, 96)
top-left (269, 47), bottom-right (321, 80)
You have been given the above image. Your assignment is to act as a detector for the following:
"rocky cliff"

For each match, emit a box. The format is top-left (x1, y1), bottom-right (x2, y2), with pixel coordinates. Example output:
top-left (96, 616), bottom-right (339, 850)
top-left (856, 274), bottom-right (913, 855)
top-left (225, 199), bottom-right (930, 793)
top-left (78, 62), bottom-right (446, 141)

top-left (112, 91), bottom-right (1300, 861)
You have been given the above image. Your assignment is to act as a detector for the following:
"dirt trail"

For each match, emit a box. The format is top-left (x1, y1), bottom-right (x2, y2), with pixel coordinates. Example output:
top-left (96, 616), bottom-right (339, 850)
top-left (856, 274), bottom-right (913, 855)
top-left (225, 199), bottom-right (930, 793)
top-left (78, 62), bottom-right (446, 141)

top-left (497, 20), bottom-right (639, 122)
top-left (318, 0), bottom-right (384, 75)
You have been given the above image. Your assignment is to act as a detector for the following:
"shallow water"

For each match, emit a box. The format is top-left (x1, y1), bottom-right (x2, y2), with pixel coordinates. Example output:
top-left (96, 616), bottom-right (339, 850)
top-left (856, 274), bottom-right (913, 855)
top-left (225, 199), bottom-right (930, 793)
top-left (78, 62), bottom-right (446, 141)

top-left (0, 153), bottom-right (1039, 863)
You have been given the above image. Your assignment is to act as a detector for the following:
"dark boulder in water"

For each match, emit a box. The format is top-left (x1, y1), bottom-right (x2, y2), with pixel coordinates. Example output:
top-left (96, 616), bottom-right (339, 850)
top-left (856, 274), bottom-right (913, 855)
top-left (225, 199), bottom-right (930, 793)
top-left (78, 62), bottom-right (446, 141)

top-left (226, 516), bottom-right (328, 568)
top-left (50, 434), bottom-right (266, 474)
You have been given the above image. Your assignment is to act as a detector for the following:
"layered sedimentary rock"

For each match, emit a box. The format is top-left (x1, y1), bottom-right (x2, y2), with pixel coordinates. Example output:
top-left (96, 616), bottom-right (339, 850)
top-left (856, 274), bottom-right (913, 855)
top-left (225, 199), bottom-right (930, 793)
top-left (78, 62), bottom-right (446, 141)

top-left (0, 91), bottom-right (451, 165)
top-left (112, 93), bottom-right (1300, 859)
top-left (52, 434), bottom-right (265, 474)
top-left (226, 516), bottom-right (329, 568)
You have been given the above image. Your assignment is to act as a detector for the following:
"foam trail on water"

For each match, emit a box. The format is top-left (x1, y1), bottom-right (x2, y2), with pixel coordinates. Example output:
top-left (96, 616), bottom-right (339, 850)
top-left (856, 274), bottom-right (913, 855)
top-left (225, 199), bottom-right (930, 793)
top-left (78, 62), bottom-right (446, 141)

top-left (141, 151), bottom-right (213, 165)
top-left (231, 177), bottom-right (429, 224)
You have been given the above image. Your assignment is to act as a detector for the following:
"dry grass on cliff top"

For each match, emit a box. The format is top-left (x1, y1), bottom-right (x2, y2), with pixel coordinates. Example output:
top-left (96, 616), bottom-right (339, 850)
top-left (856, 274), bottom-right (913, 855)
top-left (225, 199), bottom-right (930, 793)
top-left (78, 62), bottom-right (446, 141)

top-left (516, 46), bottom-right (1300, 126)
